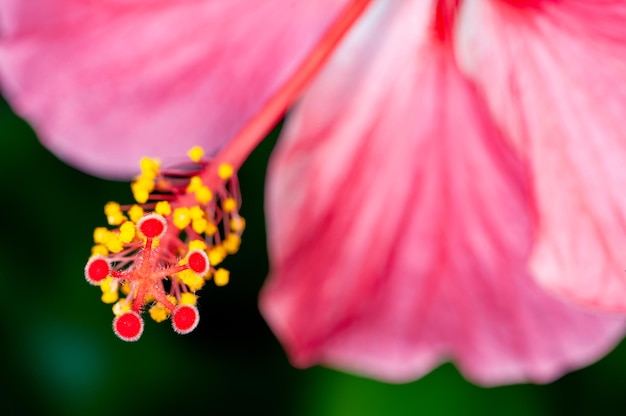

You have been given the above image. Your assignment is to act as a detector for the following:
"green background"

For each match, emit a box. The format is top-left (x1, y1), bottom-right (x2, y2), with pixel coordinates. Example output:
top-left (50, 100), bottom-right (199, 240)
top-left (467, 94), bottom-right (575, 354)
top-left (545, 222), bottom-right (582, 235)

top-left (2, 96), bottom-right (626, 415)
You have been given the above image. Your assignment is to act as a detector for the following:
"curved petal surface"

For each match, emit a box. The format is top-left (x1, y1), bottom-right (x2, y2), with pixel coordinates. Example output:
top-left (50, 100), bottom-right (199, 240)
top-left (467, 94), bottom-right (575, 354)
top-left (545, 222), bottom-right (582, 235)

top-left (457, 1), bottom-right (626, 311)
top-left (261, 0), bottom-right (625, 385)
top-left (0, 0), bottom-right (350, 178)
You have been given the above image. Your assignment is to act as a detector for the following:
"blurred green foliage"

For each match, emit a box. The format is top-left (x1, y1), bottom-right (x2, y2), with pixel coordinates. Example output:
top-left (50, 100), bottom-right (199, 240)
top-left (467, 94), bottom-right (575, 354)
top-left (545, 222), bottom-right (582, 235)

top-left (2, 96), bottom-right (626, 416)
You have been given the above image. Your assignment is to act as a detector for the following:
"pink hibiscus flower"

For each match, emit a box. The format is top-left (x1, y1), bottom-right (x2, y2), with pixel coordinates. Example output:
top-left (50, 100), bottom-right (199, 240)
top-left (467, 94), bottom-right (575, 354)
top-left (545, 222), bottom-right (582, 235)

top-left (2, 0), bottom-right (626, 385)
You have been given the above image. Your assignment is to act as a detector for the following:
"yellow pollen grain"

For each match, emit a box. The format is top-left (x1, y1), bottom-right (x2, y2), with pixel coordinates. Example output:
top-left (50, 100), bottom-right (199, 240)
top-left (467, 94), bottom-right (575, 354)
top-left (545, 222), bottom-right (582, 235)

top-left (208, 246), bottom-right (227, 266)
top-left (180, 269), bottom-right (205, 291)
top-left (187, 146), bottom-right (205, 163)
top-left (107, 212), bottom-right (126, 226)
top-left (205, 222), bottom-right (218, 236)
top-left (230, 217), bottom-right (246, 232)
top-left (101, 291), bottom-right (119, 304)
top-left (223, 197), bottom-right (237, 213)
top-left (195, 186), bottom-right (213, 205)
top-left (155, 201), bottom-right (172, 216)
top-left (186, 176), bottom-right (203, 193)
top-left (121, 282), bottom-right (131, 295)
top-left (179, 292), bottom-right (198, 306)
top-left (135, 177), bottom-right (155, 191)
top-left (128, 205), bottom-right (144, 223)
top-left (223, 234), bottom-right (241, 254)
top-left (214, 268), bottom-right (230, 287)
top-left (131, 180), bottom-right (154, 204)
top-left (137, 176), bottom-right (155, 189)
top-left (100, 277), bottom-right (117, 292)
top-left (119, 221), bottom-right (136, 243)
top-left (188, 240), bottom-right (207, 251)
top-left (93, 227), bottom-right (110, 244)
top-left (192, 218), bottom-right (208, 234)
top-left (106, 236), bottom-right (124, 253)
top-left (132, 189), bottom-right (149, 204)
top-left (189, 206), bottom-right (205, 220)
top-left (91, 244), bottom-right (109, 257)
top-left (140, 157), bottom-right (160, 175)
top-left (104, 202), bottom-right (121, 217)
top-left (149, 303), bottom-right (170, 323)
top-left (112, 299), bottom-right (131, 316)
top-left (218, 163), bottom-right (233, 180)
top-left (173, 207), bottom-right (191, 230)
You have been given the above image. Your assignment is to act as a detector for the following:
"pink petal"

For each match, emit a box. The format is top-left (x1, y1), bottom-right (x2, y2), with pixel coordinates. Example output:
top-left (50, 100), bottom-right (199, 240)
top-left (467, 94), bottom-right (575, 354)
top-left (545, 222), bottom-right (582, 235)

top-left (260, 1), bottom-right (625, 385)
top-left (456, 1), bottom-right (626, 312)
top-left (0, 0), bottom-right (350, 178)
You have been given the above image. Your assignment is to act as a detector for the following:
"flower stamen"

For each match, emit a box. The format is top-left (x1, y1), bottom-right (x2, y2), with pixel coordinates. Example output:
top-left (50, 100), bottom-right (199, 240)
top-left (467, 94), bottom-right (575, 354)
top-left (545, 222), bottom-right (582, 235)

top-left (85, 147), bottom-right (245, 341)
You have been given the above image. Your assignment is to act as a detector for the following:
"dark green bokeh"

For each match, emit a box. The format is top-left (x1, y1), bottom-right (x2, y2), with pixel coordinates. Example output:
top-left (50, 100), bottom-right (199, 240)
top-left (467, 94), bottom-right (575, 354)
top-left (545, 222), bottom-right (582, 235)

top-left (2, 96), bottom-right (626, 415)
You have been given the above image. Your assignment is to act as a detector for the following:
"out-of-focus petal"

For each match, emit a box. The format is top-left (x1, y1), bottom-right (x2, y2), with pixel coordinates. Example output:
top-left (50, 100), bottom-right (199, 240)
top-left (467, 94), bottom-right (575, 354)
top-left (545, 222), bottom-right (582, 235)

top-left (0, 0), bottom-right (350, 178)
top-left (261, 0), bottom-right (625, 385)
top-left (457, 0), bottom-right (626, 312)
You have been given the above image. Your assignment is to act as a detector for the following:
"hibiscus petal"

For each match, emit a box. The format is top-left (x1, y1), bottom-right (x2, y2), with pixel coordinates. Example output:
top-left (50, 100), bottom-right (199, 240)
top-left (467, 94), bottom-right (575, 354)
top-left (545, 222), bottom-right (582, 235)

top-left (260, 0), bottom-right (625, 385)
top-left (0, 0), bottom-right (350, 178)
top-left (456, 1), bottom-right (626, 312)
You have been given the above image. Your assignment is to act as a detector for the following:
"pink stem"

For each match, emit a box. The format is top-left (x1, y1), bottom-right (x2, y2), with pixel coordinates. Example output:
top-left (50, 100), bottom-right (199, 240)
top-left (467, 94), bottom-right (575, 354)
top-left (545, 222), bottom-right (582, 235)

top-left (203, 0), bottom-right (372, 188)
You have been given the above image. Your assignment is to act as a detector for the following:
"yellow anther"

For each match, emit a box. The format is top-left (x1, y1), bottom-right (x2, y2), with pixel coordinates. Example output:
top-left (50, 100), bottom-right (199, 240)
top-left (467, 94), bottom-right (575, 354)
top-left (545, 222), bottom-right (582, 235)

top-left (100, 277), bottom-right (117, 292)
top-left (101, 291), bottom-right (119, 304)
top-left (131, 178), bottom-right (154, 204)
top-left (104, 202), bottom-right (122, 217)
top-left (91, 244), bottom-right (109, 257)
top-left (218, 163), bottom-right (233, 180)
top-left (223, 234), bottom-right (241, 254)
top-left (230, 217), bottom-right (246, 232)
top-left (189, 206), bottom-right (205, 220)
top-left (192, 218), bottom-right (208, 234)
top-left (119, 221), bottom-right (136, 243)
top-left (187, 146), bottom-right (205, 163)
top-left (188, 240), bottom-right (207, 251)
top-left (140, 157), bottom-right (160, 175)
top-left (195, 186), bottom-right (213, 205)
top-left (180, 269), bottom-right (205, 291)
top-left (93, 227), bottom-right (110, 244)
top-left (205, 222), bottom-right (218, 236)
top-left (214, 268), bottom-right (230, 286)
top-left (189, 276), bottom-right (205, 291)
top-left (186, 176), bottom-right (203, 193)
top-left (139, 170), bottom-right (156, 182)
top-left (179, 292), bottom-right (198, 306)
top-left (128, 205), bottom-right (144, 223)
top-left (173, 207), bottom-right (191, 229)
top-left (149, 303), bottom-right (170, 323)
top-left (208, 246), bottom-right (227, 266)
top-left (222, 197), bottom-right (237, 213)
top-left (132, 188), bottom-right (150, 204)
top-left (108, 212), bottom-right (126, 226)
top-left (135, 176), bottom-right (155, 190)
top-left (155, 201), bottom-right (172, 216)
top-left (112, 299), bottom-right (131, 316)
top-left (121, 282), bottom-right (131, 295)
top-left (106, 235), bottom-right (124, 253)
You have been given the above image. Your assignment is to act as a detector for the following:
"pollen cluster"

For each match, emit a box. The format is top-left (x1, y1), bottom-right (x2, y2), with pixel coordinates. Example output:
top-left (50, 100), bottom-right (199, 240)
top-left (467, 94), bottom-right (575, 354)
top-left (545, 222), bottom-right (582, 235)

top-left (84, 146), bottom-right (245, 341)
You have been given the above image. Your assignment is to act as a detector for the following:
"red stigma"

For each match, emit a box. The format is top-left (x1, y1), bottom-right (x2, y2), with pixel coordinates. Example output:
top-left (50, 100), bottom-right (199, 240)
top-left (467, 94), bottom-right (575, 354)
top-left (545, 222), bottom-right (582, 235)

top-left (113, 311), bottom-right (144, 342)
top-left (188, 250), bottom-right (209, 275)
top-left (172, 305), bottom-right (200, 334)
top-left (85, 256), bottom-right (110, 285)
top-left (137, 214), bottom-right (167, 239)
